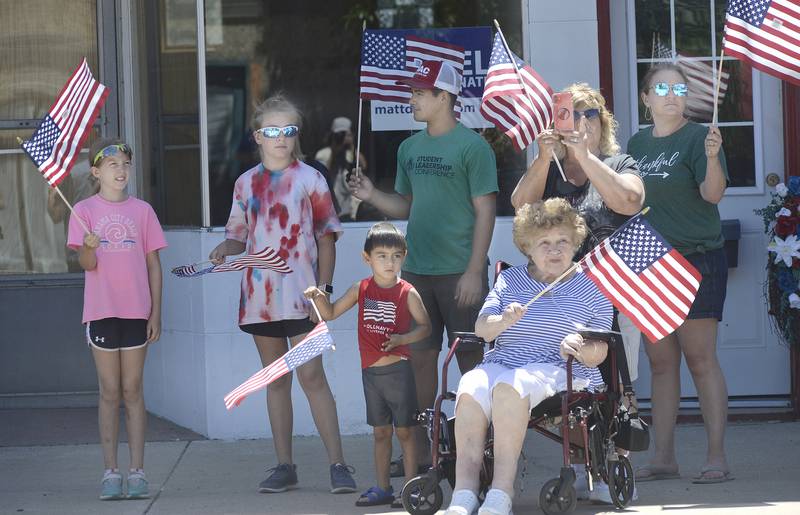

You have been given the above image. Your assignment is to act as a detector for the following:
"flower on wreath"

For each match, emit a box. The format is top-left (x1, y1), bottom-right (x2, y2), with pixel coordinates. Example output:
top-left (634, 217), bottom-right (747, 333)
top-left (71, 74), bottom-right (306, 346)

top-left (790, 293), bottom-right (800, 309)
top-left (777, 268), bottom-right (799, 293)
top-left (768, 234), bottom-right (800, 267)
top-left (789, 176), bottom-right (800, 196)
top-left (776, 183), bottom-right (789, 197)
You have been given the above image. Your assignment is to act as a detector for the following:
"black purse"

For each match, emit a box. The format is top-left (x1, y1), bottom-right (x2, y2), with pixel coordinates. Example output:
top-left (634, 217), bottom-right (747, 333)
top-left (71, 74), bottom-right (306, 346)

top-left (614, 403), bottom-right (650, 452)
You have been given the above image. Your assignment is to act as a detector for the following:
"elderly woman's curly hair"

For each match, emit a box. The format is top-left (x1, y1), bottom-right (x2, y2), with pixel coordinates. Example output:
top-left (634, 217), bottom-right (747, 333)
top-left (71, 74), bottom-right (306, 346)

top-left (563, 82), bottom-right (621, 156)
top-left (513, 198), bottom-right (588, 256)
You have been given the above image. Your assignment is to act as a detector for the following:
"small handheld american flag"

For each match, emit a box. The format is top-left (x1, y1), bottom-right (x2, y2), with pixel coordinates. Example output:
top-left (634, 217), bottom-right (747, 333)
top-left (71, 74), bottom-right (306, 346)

top-left (578, 214), bottom-right (702, 343)
top-left (21, 58), bottom-right (109, 187)
top-left (224, 321), bottom-right (335, 409)
top-left (171, 246), bottom-right (292, 278)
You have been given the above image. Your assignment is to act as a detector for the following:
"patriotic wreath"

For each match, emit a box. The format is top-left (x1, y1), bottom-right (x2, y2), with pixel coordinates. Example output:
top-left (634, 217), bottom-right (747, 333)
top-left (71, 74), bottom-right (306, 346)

top-left (756, 176), bottom-right (800, 347)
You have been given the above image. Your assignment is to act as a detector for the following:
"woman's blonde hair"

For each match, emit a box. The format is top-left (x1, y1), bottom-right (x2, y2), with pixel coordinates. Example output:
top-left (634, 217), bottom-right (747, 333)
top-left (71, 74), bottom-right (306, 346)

top-left (251, 94), bottom-right (305, 161)
top-left (563, 82), bottom-right (620, 156)
top-left (513, 198), bottom-right (587, 256)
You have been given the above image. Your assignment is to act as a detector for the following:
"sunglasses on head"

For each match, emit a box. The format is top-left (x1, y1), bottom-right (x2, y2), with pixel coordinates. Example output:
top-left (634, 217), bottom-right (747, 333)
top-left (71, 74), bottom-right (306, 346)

top-left (650, 82), bottom-right (688, 97)
top-left (574, 108), bottom-right (600, 121)
top-left (257, 126), bottom-right (299, 139)
top-left (92, 144), bottom-right (131, 166)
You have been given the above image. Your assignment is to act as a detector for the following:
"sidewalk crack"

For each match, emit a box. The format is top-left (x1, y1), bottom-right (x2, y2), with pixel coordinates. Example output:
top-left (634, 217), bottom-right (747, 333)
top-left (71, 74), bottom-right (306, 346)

top-left (143, 440), bottom-right (192, 514)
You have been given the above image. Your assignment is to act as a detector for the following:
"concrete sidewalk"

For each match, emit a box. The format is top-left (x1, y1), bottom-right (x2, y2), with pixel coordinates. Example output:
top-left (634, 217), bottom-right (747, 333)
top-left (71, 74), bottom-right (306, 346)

top-left (1, 418), bottom-right (799, 514)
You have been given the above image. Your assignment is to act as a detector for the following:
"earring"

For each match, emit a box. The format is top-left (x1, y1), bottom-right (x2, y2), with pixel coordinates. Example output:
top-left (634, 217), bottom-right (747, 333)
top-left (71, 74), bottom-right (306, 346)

top-left (644, 106), bottom-right (652, 121)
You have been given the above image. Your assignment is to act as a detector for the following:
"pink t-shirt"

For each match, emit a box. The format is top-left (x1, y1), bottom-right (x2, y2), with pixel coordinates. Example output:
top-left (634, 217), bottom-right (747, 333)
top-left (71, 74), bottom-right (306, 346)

top-left (67, 195), bottom-right (167, 323)
top-left (225, 161), bottom-right (342, 325)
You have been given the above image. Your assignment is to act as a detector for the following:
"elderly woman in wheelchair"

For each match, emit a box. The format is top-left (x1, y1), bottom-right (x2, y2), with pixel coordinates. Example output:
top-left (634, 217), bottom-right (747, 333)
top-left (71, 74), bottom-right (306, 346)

top-left (444, 198), bottom-right (615, 515)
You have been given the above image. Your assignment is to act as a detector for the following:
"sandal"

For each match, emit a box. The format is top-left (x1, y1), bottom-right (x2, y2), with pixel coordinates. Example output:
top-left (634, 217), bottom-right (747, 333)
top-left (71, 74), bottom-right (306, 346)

top-left (355, 485), bottom-right (394, 507)
top-left (634, 464), bottom-right (680, 482)
top-left (692, 468), bottom-right (734, 484)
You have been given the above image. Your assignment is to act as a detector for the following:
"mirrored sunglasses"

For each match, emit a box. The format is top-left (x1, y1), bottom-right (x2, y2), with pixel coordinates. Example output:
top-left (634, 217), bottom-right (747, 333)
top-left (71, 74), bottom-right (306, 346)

top-left (257, 125), bottom-right (299, 139)
top-left (574, 108), bottom-right (600, 121)
top-left (92, 144), bottom-right (132, 166)
top-left (651, 82), bottom-right (688, 97)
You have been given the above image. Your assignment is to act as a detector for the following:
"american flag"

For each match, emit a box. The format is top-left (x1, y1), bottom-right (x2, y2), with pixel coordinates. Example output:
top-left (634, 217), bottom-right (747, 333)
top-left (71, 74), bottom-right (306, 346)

top-left (362, 298), bottom-right (397, 324)
top-left (224, 321), bottom-right (335, 409)
top-left (171, 246), bottom-right (292, 278)
top-left (20, 58), bottom-right (109, 186)
top-left (480, 33), bottom-right (553, 151)
top-left (723, 0), bottom-right (800, 86)
top-left (652, 39), bottom-right (730, 122)
top-left (578, 215), bottom-right (702, 343)
top-left (359, 30), bottom-right (465, 111)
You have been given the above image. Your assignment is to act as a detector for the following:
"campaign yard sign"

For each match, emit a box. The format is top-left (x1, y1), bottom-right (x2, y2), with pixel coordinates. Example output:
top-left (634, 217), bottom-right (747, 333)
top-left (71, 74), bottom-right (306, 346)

top-left (368, 26), bottom-right (493, 131)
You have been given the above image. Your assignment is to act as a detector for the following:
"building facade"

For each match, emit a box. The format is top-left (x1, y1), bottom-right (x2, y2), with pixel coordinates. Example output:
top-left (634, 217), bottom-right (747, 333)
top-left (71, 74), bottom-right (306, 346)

top-left (1, 0), bottom-right (797, 438)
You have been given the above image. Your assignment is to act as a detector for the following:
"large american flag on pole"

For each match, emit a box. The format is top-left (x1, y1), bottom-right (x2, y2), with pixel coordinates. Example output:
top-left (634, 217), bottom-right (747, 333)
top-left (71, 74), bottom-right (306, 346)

top-left (723, 0), bottom-right (800, 86)
top-left (224, 321), bottom-right (335, 409)
top-left (359, 30), bottom-right (465, 111)
top-left (480, 33), bottom-right (553, 151)
top-left (578, 215), bottom-right (702, 343)
top-left (20, 58), bottom-right (109, 186)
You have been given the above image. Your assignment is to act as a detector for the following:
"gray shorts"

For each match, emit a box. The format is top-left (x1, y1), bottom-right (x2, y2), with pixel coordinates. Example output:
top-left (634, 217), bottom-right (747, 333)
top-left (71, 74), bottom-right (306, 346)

top-left (402, 270), bottom-right (488, 352)
top-left (362, 360), bottom-right (418, 428)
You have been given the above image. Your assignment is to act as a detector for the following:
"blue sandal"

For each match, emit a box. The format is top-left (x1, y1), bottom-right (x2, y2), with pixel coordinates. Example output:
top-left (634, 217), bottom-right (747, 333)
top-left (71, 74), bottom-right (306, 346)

top-left (355, 485), bottom-right (394, 507)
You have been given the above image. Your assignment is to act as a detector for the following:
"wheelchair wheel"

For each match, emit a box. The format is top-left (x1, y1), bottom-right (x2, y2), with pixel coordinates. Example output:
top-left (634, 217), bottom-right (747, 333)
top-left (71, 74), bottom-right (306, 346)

top-left (608, 455), bottom-right (635, 509)
top-left (400, 475), bottom-right (444, 515)
top-left (538, 477), bottom-right (577, 515)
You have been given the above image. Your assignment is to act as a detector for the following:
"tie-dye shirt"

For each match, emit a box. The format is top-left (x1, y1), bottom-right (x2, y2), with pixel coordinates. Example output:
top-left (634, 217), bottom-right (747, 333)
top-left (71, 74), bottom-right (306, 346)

top-left (225, 161), bottom-right (342, 325)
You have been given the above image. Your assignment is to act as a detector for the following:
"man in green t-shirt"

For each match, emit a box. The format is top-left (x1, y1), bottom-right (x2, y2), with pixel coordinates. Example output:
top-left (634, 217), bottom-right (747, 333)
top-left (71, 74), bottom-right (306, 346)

top-left (348, 60), bottom-right (498, 468)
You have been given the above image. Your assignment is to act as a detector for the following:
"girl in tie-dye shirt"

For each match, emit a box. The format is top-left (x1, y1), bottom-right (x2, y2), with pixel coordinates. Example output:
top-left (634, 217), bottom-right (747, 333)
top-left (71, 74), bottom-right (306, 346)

top-left (209, 95), bottom-right (355, 493)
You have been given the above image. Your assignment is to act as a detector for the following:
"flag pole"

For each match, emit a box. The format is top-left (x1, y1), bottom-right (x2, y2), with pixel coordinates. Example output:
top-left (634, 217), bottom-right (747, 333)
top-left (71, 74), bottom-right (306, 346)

top-left (308, 294), bottom-right (324, 323)
top-left (712, 46), bottom-right (725, 126)
top-left (17, 136), bottom-right (91, 235)
top-left (492, 19), bottom-right (567, 182)
top-left (354, 19), bottom-right (367, 177)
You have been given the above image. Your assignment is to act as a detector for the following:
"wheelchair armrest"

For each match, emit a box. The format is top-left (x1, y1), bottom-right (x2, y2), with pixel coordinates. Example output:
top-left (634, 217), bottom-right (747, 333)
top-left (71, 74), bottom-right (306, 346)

top-left (451, 331), bottom-right (487, 347)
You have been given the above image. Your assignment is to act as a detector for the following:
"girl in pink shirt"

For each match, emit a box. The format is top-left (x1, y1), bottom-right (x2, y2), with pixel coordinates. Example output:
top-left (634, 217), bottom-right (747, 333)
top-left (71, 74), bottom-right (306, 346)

top-left (67, 138), bottom-right (167, 500)
top-left (209, 95), bottom-right (355, 494)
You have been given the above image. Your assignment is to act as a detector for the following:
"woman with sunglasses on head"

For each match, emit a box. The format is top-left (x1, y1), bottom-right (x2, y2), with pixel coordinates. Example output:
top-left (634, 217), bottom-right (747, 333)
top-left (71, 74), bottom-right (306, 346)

top-left (511, 85), bottom-right (645, 459)
top-left (210, 95), bottom-right (356, 495)
top-left (627, 63), bottom-right (731, 484)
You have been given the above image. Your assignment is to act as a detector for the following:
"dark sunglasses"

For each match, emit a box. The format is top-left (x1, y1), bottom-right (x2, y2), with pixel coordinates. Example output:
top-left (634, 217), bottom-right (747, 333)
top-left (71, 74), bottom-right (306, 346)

top-left (574, 108), bottom-right (600, 121)
top-left (651, 82), bottom-right (688, 97)
top-left (92, 144), bottom-right (132, 166)
top-left (257, 126), bottom-right (299, 139)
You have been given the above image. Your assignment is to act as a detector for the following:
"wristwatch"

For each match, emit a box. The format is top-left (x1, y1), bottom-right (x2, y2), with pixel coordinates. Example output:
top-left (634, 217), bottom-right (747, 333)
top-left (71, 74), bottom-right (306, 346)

top-left (319, 283), bottom-right (333, 295)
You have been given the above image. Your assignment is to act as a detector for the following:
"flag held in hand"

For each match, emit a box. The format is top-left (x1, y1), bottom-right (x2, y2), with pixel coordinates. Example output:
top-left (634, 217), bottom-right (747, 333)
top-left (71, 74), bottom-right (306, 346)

top-left (578, 214), bottom-right (702, 343)
top-left (224, 321), bottom-right (335, 409)
top-left (20, 58), bottom-right (109, 186)
top-left (171, 246), bottom-right (292, 277)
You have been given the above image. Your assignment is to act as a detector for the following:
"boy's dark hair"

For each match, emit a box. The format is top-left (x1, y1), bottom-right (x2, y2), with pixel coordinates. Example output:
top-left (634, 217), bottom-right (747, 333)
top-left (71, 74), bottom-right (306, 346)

top-left (89, 137), bottom-right (132, 167)
top-left (364, 222), bottom-right (407, 253)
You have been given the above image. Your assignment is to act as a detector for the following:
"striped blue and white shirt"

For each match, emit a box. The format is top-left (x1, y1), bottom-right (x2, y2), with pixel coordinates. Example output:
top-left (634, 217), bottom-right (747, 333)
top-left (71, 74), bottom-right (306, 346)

top-left (481, 265), bottom-right (613, 388)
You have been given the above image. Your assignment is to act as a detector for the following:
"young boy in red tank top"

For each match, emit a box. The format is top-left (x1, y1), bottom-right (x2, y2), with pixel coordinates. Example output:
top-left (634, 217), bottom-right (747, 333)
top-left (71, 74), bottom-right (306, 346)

top-left (305, 222), bottom-right (431, 508)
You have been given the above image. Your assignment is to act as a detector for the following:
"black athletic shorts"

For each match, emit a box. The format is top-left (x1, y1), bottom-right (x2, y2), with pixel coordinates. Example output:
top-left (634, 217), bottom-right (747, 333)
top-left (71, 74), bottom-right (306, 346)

top-left (240, 317), bottom-right (316, 338)
top-left (362, 359), bottom-right (418, 428)
top-left (86, 318), bottom-right (148, 351)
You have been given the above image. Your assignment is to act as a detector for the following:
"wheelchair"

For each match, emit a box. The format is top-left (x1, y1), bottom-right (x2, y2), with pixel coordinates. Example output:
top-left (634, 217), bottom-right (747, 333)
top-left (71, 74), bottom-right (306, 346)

top-left (398, 266), bottom-right (649, 515)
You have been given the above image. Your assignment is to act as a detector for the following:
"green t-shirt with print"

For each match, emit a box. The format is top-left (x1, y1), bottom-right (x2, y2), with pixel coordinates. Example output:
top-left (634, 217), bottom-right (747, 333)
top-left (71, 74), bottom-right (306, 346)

top-left (627, 121), bottom-right (728, 255)
top-left (395, 123), bottom-right (498, 275)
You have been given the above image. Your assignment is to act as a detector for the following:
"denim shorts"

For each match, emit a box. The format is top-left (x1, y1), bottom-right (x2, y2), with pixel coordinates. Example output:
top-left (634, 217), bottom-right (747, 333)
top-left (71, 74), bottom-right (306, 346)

top-left (684, 247), bottom-right (728, 321)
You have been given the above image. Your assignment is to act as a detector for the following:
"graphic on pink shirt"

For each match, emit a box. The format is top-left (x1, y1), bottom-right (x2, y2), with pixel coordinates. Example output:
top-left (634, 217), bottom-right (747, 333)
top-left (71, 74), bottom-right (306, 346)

top-left (95, 213), bottom-right (138, 251)
top-left (225, 161), bottom-right (341, 325)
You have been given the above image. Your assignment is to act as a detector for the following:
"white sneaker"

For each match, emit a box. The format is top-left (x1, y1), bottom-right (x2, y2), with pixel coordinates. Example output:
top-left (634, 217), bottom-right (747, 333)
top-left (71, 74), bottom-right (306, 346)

top-left (572, 464), bottom-right (589, 500)
top-left (589, 480), bottom-right (639, 504)
top-left (478, 488), bottom-right (513, 515)
top-left (444, 489), bottom-right (480, 515)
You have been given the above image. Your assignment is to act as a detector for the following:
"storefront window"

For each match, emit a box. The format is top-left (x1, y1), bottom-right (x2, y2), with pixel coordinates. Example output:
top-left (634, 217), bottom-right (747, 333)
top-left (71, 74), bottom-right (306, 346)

top-left (633, 0), bottom-right (756, 188)
top-left (203, 0), bottom-right (525, 226)
top-left (0, 1), bottom-right (102, 274)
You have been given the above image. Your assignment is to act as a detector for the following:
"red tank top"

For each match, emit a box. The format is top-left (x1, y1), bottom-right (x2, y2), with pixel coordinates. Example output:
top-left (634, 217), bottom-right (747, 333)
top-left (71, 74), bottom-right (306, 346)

top-left (357, 277), bottom-right (413, 368)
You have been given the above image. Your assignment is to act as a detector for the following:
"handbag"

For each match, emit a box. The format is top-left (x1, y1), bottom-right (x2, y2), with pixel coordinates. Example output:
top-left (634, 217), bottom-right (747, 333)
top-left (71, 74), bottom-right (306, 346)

top-left (614, 403), bottom-right (650, 452)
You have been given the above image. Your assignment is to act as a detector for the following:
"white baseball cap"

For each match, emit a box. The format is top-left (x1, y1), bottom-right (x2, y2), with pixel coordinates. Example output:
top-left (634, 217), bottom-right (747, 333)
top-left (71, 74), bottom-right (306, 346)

top-left (331, 116), bottom-right (352, 133)
top-left (397, 60), bottom-right (462, 96)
